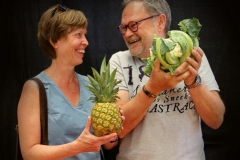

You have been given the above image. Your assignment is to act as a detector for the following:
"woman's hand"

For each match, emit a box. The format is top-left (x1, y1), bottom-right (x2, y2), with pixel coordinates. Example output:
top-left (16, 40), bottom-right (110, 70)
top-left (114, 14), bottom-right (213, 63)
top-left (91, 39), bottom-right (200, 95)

top-left (75, 116), bottom-right (118, 152)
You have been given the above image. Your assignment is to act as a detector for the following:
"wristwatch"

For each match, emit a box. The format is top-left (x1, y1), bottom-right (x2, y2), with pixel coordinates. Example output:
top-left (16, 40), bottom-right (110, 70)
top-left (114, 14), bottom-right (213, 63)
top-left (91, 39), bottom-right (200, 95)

top-left (185, 74), bottom-right (202, 89)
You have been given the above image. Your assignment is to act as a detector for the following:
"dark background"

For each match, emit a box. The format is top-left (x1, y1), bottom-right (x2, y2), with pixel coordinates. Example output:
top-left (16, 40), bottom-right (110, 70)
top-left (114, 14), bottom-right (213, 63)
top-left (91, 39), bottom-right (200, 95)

top-left (1, 0), bottom-right (239, 160)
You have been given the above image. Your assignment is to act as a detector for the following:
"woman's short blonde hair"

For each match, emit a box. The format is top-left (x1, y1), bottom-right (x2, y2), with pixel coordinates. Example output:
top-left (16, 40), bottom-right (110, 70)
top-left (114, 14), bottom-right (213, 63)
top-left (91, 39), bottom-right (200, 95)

top-left (37, 4), bottom-right (88, 59)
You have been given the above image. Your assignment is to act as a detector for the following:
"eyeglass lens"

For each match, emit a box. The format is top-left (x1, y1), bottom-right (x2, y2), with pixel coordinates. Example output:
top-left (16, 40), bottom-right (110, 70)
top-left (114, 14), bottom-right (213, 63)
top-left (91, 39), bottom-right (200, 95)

top-left (118, 14), bottom-right (159, 34)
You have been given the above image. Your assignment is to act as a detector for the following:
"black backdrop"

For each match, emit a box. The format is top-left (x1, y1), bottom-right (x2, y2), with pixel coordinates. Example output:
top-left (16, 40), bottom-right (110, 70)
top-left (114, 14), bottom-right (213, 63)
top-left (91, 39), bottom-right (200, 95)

top-left (1, 0), bottom-right (239, 160)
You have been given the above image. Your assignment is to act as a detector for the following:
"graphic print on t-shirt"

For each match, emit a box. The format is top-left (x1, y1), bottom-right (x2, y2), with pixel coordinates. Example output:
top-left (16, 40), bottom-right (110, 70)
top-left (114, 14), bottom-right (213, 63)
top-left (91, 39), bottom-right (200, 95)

top-left (122, 63), bottom-right (195, 115)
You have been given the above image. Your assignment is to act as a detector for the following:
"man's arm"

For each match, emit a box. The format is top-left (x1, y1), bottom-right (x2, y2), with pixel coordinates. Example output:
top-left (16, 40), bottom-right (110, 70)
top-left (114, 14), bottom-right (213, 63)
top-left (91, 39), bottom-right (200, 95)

top-left (116, 88), bottom-right (156, 138)
top-left (115, 59), bottom-right (191, 138)
top-left (189, 86), bottom-right (225, 129)
top-left (184, 47), bottom-right (225, 129)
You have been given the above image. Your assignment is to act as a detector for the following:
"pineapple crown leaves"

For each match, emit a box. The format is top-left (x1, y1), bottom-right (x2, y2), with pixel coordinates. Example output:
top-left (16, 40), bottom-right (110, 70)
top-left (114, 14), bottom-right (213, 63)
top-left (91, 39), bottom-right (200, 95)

top-left (86, 56), bottom-right (122, 103)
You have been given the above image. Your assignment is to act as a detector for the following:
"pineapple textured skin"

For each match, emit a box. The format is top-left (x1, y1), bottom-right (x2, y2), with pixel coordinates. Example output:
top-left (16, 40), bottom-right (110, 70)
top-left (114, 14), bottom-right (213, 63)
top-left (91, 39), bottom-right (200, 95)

top-left (91, 103), bottom-right (122, 137)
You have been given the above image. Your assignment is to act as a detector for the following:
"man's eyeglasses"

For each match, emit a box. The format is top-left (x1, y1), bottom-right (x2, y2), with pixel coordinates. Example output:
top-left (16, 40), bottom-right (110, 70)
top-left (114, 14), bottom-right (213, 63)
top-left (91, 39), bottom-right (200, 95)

top-left (117, 14), bottom-right (160, 35)
top-left (51, 4), bottom-right (70, 18)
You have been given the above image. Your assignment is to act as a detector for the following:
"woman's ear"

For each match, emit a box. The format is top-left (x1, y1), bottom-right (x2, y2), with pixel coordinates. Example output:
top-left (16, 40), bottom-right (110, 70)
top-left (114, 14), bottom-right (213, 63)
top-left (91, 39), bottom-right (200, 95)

top-left (49, 39), bottom-right (58, 49)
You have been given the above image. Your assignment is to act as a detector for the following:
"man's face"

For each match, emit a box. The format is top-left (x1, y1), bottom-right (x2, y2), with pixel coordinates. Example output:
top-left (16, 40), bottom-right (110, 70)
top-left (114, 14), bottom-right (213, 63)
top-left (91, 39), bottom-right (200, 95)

top-left (119, 1), bottom-right (159, 58)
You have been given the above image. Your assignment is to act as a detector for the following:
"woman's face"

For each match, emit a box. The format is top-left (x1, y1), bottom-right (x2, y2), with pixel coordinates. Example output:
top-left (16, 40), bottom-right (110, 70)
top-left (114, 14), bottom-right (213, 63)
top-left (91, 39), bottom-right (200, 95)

top-left (54, 28), bottom-right (89, 66)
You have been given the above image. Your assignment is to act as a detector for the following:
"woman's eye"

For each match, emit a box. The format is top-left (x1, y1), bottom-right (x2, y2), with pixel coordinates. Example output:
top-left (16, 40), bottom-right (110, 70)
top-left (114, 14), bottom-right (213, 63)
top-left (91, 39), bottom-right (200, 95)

top-left (75, 33), bottom-right (81, 37)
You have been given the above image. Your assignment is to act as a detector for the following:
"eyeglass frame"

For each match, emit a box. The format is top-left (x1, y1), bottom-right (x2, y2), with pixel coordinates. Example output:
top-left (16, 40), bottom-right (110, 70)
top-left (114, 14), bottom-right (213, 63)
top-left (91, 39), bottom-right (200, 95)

top-left (51, 4), bottom-right (70, 18)
top-left (117, 14), bottom-right (160, 35)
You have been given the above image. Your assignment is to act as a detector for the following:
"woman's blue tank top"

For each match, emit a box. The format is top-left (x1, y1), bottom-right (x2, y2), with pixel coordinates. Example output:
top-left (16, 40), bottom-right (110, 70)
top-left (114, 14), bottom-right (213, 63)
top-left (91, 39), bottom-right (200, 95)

top-left (35, 71), bottom-right (101, 160)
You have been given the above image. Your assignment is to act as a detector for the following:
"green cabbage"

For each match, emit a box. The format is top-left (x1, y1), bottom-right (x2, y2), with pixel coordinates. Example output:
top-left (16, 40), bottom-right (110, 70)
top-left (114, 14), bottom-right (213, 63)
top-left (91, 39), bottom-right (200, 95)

top-left (142, 17), bottom-right (202, 75)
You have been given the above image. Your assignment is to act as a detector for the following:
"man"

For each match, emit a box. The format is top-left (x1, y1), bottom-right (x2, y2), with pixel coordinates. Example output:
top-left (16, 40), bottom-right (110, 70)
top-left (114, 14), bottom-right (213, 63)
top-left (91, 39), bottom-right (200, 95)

top-left (109, 0), bottom-right (225, 159)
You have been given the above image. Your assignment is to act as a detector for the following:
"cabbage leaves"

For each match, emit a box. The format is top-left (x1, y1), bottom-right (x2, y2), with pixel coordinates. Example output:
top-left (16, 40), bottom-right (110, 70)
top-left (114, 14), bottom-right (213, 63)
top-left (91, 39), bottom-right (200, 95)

top-left (142, 17), bottom-right (202, 75)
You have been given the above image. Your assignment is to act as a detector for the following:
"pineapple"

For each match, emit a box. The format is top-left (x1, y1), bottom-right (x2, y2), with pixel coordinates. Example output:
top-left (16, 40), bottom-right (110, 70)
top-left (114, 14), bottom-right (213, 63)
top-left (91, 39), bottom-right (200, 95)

top-left (86, 56), bottom-right (122, 137)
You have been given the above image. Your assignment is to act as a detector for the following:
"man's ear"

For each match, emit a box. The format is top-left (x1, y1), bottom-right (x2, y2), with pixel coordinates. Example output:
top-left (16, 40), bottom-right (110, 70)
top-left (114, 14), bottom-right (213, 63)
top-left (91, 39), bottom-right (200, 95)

top-left (157, 14), bottom-right (166, 32)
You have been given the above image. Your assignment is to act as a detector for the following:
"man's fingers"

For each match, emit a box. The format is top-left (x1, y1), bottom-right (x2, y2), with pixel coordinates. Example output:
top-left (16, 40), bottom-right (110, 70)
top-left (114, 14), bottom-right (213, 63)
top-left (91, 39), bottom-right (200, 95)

top-left (153, 58), bottom-right (160, 71)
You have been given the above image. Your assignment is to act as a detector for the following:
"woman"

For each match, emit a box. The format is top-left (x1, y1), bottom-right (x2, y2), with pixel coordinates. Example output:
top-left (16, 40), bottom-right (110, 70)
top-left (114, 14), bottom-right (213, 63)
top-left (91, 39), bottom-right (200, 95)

top-left (17, 4), bottom-right (123, 160)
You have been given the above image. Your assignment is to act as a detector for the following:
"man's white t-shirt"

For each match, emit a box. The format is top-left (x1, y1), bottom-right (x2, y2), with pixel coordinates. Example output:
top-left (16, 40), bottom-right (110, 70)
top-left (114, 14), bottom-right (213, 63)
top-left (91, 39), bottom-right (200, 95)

top-left (109, 50), bottom-right (219, 160)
